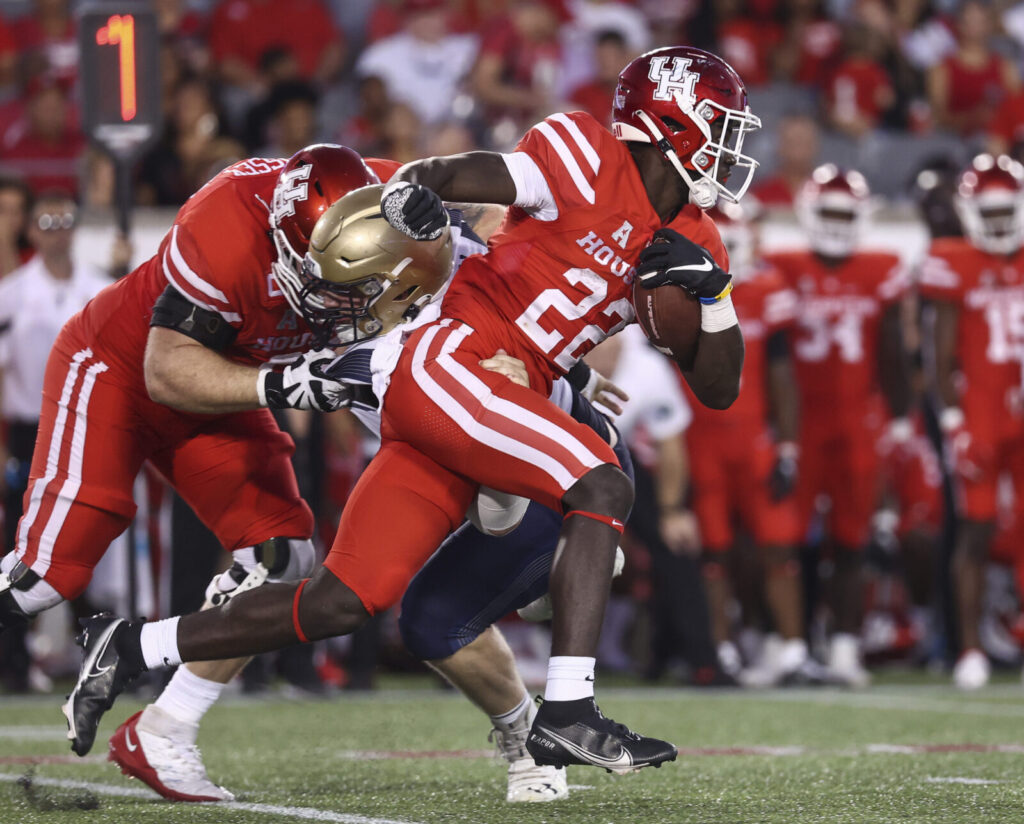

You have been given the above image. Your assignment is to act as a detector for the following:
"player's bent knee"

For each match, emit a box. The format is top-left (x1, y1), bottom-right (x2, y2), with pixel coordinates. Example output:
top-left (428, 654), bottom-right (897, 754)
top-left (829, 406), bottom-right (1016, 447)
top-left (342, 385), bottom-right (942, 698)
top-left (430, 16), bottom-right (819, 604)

top-left (562, 463), bottom-right (634, 519)
top-left (0, 555), bottom-right (65, 628)
top-left (398, 608), bottom-right (459, 661)
top-left (296, 568), bottom-right (371, 640)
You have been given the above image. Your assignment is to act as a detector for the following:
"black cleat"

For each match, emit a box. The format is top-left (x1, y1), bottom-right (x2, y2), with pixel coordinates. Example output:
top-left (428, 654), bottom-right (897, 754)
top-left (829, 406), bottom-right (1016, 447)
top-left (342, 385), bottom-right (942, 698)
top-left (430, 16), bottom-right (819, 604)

top-left (526, 697), bottom-right (677, 774)
top-left (62, 614), bottom-right (140, 756)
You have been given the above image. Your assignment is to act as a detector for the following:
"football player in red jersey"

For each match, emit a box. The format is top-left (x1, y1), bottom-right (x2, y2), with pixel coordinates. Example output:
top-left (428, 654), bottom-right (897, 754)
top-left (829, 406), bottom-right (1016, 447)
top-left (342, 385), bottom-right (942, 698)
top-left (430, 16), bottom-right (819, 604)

top-left (918, 153), bottom-right (1024, 690)
top-left (766, 165), bottom-right (911, 687)
top-left (67, 46), bottom-right (757, 773)
top-left (686, 200), bottom-right (818, 686)
top-left (0, 144), bottom-right (461, 798)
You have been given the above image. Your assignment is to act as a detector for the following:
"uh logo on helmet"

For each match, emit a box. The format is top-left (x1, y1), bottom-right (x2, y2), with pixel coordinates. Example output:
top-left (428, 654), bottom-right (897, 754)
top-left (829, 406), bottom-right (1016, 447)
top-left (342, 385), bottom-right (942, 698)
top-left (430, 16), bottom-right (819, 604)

top-left (612, 46), bottom-right (761, 210)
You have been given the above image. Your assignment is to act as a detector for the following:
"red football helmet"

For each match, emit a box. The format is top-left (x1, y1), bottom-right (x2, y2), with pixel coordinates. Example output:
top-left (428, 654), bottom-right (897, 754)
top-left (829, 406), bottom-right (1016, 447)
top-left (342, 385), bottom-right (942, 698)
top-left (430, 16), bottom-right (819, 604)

top-left (707, 197), bottom-right (762, 278)
top-left (270, 144), bottom-right (380, 334)
top-left (795, 164), bottom-right (871, 258)
top-left (955, 153), bottom-right (1024, 255)
top-left (612, 46), bottom-right (761, 209)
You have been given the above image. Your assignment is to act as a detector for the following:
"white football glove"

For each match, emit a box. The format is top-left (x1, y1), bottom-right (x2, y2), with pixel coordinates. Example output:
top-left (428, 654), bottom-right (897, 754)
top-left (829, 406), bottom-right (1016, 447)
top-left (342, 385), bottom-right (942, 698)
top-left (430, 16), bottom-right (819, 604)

top-left (257, 349), bottom-right (352, 412)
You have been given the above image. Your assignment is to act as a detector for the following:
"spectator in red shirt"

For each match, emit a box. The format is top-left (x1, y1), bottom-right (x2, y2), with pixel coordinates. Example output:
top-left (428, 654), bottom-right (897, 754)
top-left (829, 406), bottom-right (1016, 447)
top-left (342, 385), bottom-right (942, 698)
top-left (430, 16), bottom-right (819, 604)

top-left (826, 22), bottom-right (896, 139)
top-left (12, 0), bottom-right (77, 83)
top-left (470, 0), bottom-right (565, 142)
top-left (714, 0), bottom-right (781, 87)
top-left (774, 0), bottom-right (842, 89)
top-left (0, 75), bottom-right (83, 198)
top-left (751, 113), bottom-right (821, 208)
top-left (208, 0), bottom-right (344, 93)
top-left (0, 14), bottom-right (16, 92)
top-left (988, 89), bottom-right (1024, 161)
top-left (927, 0), bottom-right (1020, 137)
top-left (568, 29), bottom-right (634, 128)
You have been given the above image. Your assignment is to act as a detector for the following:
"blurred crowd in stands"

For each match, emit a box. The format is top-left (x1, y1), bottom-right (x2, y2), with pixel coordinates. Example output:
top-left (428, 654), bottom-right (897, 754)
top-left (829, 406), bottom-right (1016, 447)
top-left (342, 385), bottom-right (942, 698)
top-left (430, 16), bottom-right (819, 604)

top-left (0, 0), bottom-right (1018, 203)
top-left (1, 0), bottom-right (1024, 695)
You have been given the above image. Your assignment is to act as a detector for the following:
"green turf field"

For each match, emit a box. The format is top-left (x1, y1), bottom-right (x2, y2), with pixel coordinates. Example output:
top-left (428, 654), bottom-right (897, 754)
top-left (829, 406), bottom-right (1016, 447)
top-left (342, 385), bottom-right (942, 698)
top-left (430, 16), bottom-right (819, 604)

top-left (2, 676), bottom-right (1024, 823)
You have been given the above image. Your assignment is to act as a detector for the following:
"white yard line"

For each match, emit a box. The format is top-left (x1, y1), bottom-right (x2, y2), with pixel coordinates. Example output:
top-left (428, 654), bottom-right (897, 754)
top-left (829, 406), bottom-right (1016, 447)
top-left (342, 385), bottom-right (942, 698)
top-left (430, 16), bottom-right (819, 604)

top-left (0, 772), bottom-right (424, 824)
top-left (755, 690), bottom-right (1024, 719)
top-left (925, 777), bottom-right (1003, 785)
top-left (0, 725), bottom-right (69, 740)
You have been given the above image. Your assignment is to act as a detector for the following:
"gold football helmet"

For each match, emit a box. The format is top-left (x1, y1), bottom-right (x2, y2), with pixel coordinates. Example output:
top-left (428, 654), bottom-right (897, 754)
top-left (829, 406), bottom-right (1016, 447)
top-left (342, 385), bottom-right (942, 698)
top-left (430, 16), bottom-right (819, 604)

top-left (293, 184), bottom-right (454, 345)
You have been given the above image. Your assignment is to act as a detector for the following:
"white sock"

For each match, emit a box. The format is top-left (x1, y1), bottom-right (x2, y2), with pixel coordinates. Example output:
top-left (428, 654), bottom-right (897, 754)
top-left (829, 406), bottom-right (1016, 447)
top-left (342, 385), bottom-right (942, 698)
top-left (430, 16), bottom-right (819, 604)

top-left (153, 666), bottom-right (225, 727)
top-left (544, 656), bottom-right (595, 701)
top-left (490, 692), bottom-right (532, 732)
top-left (140, 617), bottom-right (182, 670)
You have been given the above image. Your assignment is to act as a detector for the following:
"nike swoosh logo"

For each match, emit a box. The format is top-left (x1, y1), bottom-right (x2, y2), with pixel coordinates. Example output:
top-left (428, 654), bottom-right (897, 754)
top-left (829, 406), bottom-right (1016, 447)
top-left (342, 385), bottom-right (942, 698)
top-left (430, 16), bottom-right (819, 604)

top-left (612, 519), bottom-right (624, 530)
top-left (540, 728), bottom-right (633, 769)
top-left (672, 257), bottom-right (714, 273)
top-left (84, 626), bottom-right (119, 680)
top-left (125, 728), bottom-right (138, 752)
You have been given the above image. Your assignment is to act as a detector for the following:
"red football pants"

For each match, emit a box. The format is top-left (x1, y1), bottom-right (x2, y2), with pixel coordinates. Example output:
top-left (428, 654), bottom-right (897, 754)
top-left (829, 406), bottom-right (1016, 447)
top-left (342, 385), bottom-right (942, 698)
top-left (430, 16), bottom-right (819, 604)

top-left (12, 332), bottom-right (312, 600)
top-left (688, 428), bottom-right (802, 551)
top-left (795, 425), bottom-right (882, 548)
top-left (324, 319), bottom-right (619, 613)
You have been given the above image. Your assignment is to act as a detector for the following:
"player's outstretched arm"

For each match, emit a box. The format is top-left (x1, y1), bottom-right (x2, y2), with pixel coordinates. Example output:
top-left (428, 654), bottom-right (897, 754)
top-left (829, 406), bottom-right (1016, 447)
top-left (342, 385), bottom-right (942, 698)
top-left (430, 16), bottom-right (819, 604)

top-left (391, 153), bottom-right (518, 207)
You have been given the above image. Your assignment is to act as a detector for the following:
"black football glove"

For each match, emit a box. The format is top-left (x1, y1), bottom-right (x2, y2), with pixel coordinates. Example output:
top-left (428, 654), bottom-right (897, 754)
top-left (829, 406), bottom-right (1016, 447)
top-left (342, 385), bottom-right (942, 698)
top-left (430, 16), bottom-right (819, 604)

top-left (768, 450), bottom-right (799, 501)
top-left (636, 228), bottom-right (732, 303)
top-left (258, 350), bottom-right (353, 412)
top-left (381, 181), bottom-right (448, 241)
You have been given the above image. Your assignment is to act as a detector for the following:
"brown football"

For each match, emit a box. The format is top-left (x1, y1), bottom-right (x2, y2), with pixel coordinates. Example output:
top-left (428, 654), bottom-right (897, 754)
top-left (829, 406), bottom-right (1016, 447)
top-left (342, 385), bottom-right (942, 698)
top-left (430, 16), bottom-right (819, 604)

top-left (632, 279), bottom-right (701, 370)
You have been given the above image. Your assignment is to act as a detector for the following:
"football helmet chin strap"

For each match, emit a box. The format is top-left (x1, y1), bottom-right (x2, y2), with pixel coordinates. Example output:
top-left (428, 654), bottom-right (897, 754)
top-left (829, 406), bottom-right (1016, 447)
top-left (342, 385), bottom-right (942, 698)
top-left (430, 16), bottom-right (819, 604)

top-left (634, 109), bottom-right (719, 210)
top-left (0, 554), bottom-right (63, 630)
top-left (202, 537), bottom-right (316, 610)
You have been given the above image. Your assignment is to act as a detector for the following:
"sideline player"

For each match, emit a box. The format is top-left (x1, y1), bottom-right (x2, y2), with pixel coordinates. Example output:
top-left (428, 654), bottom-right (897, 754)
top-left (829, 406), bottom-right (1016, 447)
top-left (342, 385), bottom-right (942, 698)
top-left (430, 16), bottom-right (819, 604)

top-left (67, 46), bottom-right (756, 773)
top-left (918, 153), bottom-right (1024, 689)
top-left (766, 165), bottom-right (911, 687)
top-left (685, 200), bottom-right (816, 686)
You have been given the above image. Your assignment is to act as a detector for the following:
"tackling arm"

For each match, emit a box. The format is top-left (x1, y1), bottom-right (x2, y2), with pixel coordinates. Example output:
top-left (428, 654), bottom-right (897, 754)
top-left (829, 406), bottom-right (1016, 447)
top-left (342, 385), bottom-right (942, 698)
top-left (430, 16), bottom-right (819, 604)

top-left (144, 327), bottom-right (266, 414)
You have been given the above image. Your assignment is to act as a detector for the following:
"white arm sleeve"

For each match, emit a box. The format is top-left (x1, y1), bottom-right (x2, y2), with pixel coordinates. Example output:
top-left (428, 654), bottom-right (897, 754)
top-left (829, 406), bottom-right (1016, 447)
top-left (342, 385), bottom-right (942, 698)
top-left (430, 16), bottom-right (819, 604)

top-left (501, 152), bottom-right (559, 222)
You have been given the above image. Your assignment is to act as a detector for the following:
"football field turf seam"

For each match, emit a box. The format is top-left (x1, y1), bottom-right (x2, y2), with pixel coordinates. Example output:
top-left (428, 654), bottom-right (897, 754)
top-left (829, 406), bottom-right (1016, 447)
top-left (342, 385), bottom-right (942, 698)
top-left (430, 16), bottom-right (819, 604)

top-left (0, 772), bottom-right (425, 823)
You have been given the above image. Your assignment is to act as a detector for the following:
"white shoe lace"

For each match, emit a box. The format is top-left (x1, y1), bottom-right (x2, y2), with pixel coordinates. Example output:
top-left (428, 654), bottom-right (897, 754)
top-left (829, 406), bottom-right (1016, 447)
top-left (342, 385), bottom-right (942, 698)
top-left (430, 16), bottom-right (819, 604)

top-left (488, 725), bottom-right (529, 762)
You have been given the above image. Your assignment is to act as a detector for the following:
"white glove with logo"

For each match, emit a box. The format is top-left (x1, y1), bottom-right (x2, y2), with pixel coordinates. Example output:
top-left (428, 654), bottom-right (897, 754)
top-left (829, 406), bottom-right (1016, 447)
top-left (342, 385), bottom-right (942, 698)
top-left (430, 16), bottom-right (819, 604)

top-left (257, 350), bottom-right (352, 412)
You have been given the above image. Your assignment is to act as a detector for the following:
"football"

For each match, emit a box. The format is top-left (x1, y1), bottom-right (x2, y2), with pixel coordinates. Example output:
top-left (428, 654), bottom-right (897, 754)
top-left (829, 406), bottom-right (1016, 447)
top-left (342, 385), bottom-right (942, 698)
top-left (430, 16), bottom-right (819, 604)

top-left (632, 279), bottom-right (701, 370)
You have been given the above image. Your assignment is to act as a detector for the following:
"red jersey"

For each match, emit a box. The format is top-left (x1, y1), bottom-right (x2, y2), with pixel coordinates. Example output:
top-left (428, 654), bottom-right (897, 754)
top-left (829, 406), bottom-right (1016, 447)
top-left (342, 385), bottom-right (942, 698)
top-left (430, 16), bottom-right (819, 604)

top-left (767, 249), bottom-right (905, 428)
top-left (68, 156), bottom-right (395, 379)
top-left (918, 238), bottom-right (1024, 440)
top-left (208, 0), bottom-right (341, 79)
top-left (440, 111), bottom-right (725, 392)
top-left (827, 58), bottom-right (892, 128)
top-left (942, 54), bottom-right (1009, 132)
top-left (687, 264), bottom-right (797, 431)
